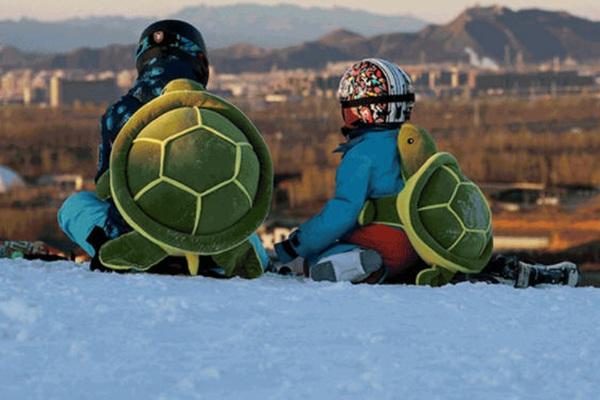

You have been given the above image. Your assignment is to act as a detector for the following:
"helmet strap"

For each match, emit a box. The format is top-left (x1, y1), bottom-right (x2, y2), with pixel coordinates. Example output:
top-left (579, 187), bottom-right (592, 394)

top-left (341, 122), bottom-right (404, 140)
top-left (340, 93), bottom-right (415, 109)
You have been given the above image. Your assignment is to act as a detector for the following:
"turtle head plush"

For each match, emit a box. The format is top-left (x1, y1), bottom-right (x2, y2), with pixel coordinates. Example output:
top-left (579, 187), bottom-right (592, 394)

top-left (98, 78), bottom-right (273, 277)
top-left (397, 124), bottom-right (438, 180)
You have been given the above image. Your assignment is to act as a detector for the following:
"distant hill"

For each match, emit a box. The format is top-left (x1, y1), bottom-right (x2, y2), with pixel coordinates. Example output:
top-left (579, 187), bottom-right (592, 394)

top-left (0, 44), bottom-right (135, 71)
top-left (3, 6), bottom-right (599, 74)
top-left (211, 6), bottom-right (600, 73)
top-left (0, 46), bottom-right (37, 69)
top-left (0, 17), bottom-right (148, 54)
top-left (0, 4), bottom-right (426, 53)
top-left (413, 6), bottom-right (600, 64)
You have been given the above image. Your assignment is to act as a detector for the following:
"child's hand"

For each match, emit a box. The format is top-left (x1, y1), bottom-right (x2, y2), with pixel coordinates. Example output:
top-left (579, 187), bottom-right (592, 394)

top-left (274, 239), bottom-right (298, 264)
top-left (274, 230), bottom-right (302, 263)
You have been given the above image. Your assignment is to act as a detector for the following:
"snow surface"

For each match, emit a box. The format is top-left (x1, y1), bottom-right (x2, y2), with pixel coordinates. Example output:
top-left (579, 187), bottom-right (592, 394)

top-left (1, 259), bottom-right (599, 400)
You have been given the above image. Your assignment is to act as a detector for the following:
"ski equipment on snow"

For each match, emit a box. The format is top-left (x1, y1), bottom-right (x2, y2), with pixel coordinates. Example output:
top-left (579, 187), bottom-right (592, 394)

top-left (455, 255), bottom-right (581, 288)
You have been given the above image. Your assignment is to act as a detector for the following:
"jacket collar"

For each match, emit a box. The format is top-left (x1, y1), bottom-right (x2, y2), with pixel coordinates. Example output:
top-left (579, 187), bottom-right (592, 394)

top-left (333, 127), bottom-right (399, 154)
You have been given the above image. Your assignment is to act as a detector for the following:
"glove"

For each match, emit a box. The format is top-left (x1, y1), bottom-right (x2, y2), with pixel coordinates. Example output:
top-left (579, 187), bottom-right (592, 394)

top-left (274, 231), bottom-right (301, 263)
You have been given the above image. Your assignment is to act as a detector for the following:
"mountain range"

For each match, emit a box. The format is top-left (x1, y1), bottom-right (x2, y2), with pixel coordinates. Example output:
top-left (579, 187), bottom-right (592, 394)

top-left (0, 3), bottom-right (426, 52)
top-left (2, 6), bottom-right (599, 74)
top-left (210, 6), bottom-right (600, 73)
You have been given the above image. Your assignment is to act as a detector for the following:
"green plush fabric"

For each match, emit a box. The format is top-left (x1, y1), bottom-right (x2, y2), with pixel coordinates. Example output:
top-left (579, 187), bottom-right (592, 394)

top-left (109, 79), bottom-right (273, 256)
top-left (415, 266), bottom-right (456, 287)
top-left (358, 196), bottom-right (403, 227)
top-left (402, 152), bottom-right (493, 274)
top-left (96, 171), bottom-right (111, 201)
top-left (136, 182), bottom-right (198, 233)
top-left (397, 124), bottom-right (493, 275)
top-left (163, 124), bottom-right (237, 193)
top-left (126, 141), bottom-right (162, 195)
top-left (99, 231), bottom-right (168, 271)
top-left (416, 167), bottom-right (455, 208)
top-left (357, 124), bottom-right (493, 284)
top-left (162, 79), bottom-right (205, 93)
top-left (211, 240), bottom-right (263, 279)
top-left (397, 124), bottom-right (438, 180)
top-left (98, 232), bottom-right (261, 279)
top-left (137, 107), bottom-right (198, 141)
top-left (93, 78), bottom-right (272, 275)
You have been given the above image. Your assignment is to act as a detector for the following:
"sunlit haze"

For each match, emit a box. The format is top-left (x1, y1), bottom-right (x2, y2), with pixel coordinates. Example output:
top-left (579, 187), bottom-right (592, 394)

top-left (0, 0), bottom-right (598, 23)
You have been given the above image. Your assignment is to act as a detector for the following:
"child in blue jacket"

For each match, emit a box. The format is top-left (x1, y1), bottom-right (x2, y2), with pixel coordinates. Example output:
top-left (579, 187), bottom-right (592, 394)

top-left (274, 58), bottom-right (580, 287)
top-left (58, 20), bottom-right (269, 272)
top-left (275, 59), bottom-right (420, 283)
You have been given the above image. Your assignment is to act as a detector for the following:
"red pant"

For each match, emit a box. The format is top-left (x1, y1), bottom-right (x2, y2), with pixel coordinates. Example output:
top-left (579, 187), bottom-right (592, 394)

top-left (345, 224), bottom-right (420, 279)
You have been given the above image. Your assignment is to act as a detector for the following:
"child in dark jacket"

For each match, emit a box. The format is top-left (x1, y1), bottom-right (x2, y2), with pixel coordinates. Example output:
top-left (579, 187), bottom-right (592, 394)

top-left (58, 20), bottom-right (269, 270)
top-left (275, 58), bottom-right (421, 283)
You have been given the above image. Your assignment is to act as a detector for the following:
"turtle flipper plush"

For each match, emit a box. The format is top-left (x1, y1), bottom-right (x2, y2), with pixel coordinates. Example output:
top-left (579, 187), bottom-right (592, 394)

top-left (212, 241), bottom-right (263, 279)
top-left (97, 78), bottom-right (273, 278)
top-left (96, 170), bottom-right (111, 201)
top-left (98, 231), bottom-right (169, 272)
top-left (396, 124), bottom-right (493, 285)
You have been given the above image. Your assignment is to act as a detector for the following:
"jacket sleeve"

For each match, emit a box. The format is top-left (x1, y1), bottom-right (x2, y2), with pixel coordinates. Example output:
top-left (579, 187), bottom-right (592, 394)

top-left (291, 149), bottom-right (372, 258)
top-left (95, 95), bottom-right (141, 182)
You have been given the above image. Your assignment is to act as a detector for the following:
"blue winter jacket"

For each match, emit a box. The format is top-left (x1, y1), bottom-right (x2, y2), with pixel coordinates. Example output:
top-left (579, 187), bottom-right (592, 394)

top-left (289, 128), bottom-right (405, 259)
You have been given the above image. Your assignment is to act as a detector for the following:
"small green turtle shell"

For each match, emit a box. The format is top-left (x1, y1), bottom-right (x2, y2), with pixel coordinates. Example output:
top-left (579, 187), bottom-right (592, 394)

top-left (397, 152), bottom-right (493, 274)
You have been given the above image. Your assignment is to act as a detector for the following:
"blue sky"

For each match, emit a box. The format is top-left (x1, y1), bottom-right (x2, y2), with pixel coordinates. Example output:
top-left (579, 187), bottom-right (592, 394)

top-left (0, 0), bottom-right (598, 23)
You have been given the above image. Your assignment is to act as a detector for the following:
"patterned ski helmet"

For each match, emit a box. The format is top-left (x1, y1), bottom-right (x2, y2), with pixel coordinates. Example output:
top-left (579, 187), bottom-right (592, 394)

top-left (337, 58), bottom-right (414, 128)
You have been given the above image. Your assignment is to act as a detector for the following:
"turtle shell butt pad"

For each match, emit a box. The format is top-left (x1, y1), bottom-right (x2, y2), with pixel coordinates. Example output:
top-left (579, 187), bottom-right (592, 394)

top-left (110, 79), bottom-right (273, 255)
top-left (397, 152), bottom-right (493, 274)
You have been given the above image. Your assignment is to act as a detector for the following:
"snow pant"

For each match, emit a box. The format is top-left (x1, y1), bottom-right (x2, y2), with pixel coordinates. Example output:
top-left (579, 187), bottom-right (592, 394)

top-left (344, 224), bottom-right (421, 280)
top-left (57, 191), bottom-right (270, 270)
top-left (308, 224), bottom-right (421, 281)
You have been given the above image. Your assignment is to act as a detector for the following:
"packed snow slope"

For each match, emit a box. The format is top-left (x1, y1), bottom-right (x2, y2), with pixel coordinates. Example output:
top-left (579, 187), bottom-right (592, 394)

top-left (1, 259), bottom-right (599, 400)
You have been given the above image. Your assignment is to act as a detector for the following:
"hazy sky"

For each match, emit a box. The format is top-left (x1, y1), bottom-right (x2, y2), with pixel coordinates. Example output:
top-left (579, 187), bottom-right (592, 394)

top-left (0, 0), bottom-right (598, 23)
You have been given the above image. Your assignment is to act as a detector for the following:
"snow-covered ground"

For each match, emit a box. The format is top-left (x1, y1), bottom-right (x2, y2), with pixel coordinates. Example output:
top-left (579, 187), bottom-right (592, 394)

top-left (1, 259), bottom-right (599, 400)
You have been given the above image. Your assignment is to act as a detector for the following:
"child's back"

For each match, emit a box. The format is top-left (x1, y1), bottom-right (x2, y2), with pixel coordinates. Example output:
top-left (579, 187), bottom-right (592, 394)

top-left (344, 129), bottom-right (404, 199)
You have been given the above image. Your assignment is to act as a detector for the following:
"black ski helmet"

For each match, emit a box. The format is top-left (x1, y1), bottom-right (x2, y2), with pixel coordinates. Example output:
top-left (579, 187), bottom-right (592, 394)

top-left (135, 20), bottom-right (210, 86)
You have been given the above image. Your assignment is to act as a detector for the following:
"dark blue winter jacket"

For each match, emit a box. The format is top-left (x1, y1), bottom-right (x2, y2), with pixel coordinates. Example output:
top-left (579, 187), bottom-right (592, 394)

top-left (96, 56), bottom-right (199, 181)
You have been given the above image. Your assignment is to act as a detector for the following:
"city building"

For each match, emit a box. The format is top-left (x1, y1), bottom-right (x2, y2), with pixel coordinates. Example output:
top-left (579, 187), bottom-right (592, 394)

top-left (49, 76), bottom-right (119, 107)
top-left (23, 86), bottom-right (47, 105)
top-left (474, 71), bottom-right (596, 96)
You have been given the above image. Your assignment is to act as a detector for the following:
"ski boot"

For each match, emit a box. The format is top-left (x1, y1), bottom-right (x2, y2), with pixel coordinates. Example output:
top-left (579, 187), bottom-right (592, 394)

top-left (310, 249), bottom-right (387, 284)
top-left (460, 255), bottom-right (580, 288)
top-left (514, 260), bottom-right (579, 288)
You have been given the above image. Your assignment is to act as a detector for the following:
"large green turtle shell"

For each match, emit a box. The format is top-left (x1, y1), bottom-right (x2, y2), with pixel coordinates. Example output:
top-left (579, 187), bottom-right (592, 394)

top-left (397, 152), bottom-right (493, 274)
top-left (110, 79), bottom-right (273, 255)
